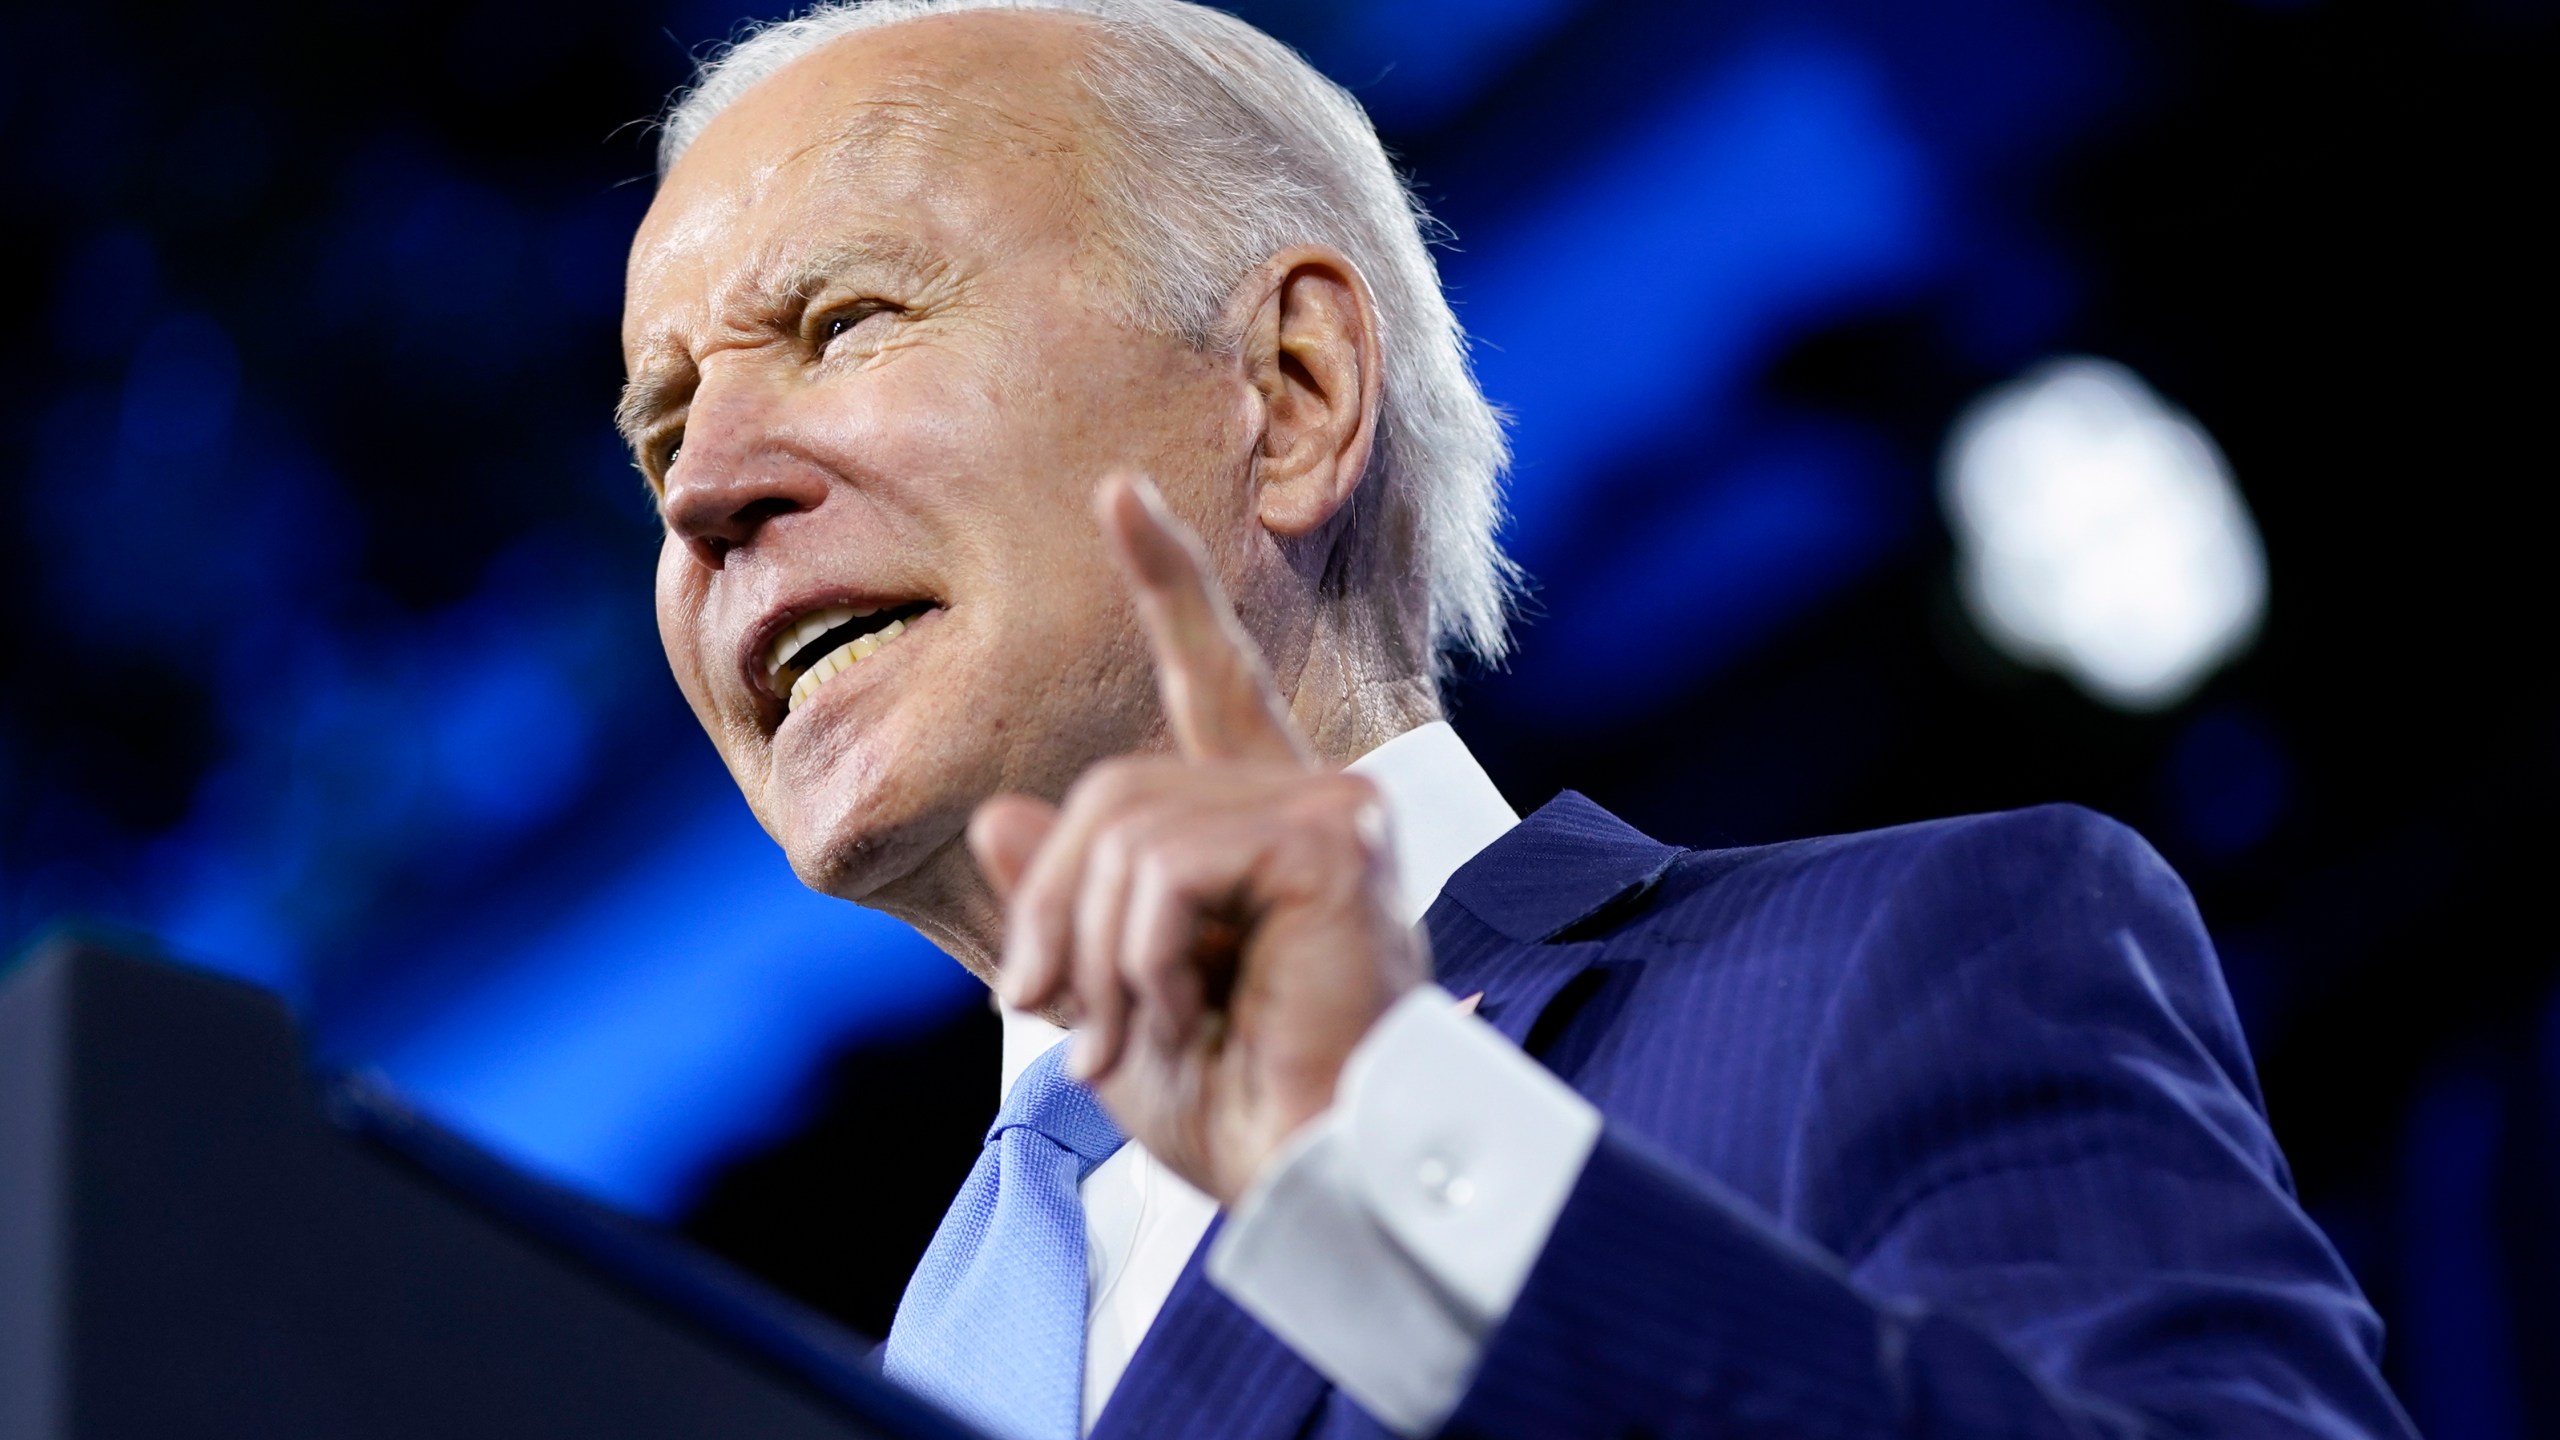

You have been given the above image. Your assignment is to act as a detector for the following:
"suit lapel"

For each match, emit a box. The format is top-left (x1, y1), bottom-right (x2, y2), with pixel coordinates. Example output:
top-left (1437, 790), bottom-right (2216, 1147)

top-left (1437, 791), bottom-right (1682, 947)
top-left (1428, 790), bottom-right (1683, 1047)
top-left (1087, 1217), bottom-right (1328, 1440)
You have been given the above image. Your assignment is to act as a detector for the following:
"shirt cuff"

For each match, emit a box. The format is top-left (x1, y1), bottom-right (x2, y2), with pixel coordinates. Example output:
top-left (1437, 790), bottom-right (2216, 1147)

top-left (1206, 986), bottom-right (1603, 1435)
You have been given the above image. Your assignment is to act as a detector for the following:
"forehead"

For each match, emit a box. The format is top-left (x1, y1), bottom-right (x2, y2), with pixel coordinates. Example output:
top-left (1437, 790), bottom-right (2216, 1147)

top-left (626, 12), bottom-right (1104, 333)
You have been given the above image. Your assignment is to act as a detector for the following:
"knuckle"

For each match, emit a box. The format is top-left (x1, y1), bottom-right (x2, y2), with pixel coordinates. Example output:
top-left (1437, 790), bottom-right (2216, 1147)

top-left (1068, 759), bottom-right (1140, 812)
top-left (1107, 805), bottom-right (1183, 881)
top-left (1064, 758), bottom-right (1136, 814)
top-left (1329, 770), bottom-right (1383, 804)
top-left (1087, 819), bottom-right (1137, 879)
top-left (1069, 755), bottom-right (1181, 813)
top-left (1133, 838), bottom-right (1186, 888)
top-left (1303, 773), bottom-right (1389, 848)
top-left (1126, 840), bottom-right (1172, 907)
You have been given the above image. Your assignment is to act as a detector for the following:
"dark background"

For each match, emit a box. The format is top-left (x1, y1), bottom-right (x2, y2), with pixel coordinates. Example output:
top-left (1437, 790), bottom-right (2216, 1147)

top-left (1, 1), bottom-right (2551, 1434)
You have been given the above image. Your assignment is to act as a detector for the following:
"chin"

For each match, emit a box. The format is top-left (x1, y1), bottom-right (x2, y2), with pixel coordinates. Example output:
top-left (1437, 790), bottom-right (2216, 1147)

top-left (768, 751), bottom-right (975, 905)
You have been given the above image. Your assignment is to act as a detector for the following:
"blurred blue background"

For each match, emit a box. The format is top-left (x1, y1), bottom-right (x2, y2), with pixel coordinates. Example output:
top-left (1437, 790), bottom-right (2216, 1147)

top-left (1, 1), bottom-right (2552, 1433)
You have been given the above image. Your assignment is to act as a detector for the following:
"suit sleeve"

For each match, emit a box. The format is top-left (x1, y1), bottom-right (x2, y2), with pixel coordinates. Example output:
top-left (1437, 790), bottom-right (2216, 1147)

top-left (1442, 804), bottom-right (2416, 1440)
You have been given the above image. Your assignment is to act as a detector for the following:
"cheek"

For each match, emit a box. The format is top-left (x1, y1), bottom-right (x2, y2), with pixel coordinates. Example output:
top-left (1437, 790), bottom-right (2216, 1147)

top-left (654, 537), bottom-right (717, 707)
top-left (789, 360), bottom-right (1031, 532)
top-left (831, 363), bottom-right (1101, 569)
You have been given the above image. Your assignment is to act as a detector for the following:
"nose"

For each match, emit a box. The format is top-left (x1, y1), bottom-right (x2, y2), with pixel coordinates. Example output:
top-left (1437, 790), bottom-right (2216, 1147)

top-left (659, 389), bottom-right (831, 567)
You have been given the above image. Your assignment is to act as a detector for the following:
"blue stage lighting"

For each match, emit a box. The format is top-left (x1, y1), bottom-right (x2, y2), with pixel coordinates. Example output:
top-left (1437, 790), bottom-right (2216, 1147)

top-left (367, 788), bottom-right (979, 1216)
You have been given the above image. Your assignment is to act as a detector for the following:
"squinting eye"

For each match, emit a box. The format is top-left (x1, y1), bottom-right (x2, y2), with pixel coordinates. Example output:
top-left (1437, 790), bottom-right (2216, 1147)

top-left (657, 434), bottom-right (684, 475)
top-left (820, 305), bottom-right (891, 346)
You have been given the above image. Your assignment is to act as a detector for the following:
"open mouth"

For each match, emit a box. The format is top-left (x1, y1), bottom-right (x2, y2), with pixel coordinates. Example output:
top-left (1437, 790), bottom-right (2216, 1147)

top-left (764, 601), bottom-right (934, 715)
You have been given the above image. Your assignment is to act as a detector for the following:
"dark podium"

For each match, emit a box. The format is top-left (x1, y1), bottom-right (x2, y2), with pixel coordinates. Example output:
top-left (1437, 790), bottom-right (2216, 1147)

top-left (0, 935), bottom-right (983, 1440)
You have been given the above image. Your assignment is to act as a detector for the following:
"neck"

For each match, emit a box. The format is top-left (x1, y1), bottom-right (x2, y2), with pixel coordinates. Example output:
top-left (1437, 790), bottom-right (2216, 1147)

top-left (1279, 603), bottom-right (1440, 765)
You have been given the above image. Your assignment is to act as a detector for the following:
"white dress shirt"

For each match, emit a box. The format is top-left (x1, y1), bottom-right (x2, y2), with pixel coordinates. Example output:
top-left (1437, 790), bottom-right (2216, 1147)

top-left (994, 720), bottom-right (1602, 1435)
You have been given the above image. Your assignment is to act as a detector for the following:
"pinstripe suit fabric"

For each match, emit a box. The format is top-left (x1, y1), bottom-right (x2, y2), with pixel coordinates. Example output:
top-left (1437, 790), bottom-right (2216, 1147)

top-left (1087, 793), bottom-right (2413, 1440)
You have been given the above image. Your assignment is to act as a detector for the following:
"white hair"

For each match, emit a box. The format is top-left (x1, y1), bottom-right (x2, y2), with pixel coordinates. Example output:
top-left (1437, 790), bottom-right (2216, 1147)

top-left (658, 0), bottom-right (1516, 667)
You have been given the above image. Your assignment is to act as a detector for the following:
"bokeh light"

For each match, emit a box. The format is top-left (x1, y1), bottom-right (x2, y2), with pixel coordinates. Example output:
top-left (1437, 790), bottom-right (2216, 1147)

top-left (1943, 357), bottom-right (2267, 710)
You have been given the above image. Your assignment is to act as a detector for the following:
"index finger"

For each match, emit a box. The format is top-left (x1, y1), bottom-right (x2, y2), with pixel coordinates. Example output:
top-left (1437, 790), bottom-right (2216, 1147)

top-left (1098, 471), bottom-right (1309, 766)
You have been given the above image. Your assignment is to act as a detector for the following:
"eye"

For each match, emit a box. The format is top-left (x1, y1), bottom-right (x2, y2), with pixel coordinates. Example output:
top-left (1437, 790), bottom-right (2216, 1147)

top-left (816, 302), bottom-right (893, 350)
top-left (652, 431), bottom-right (684, 480)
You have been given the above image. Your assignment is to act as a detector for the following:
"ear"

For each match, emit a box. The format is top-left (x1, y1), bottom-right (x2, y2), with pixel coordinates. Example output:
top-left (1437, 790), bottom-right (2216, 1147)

top-left (1238, 246), bottom-right (1382, 540)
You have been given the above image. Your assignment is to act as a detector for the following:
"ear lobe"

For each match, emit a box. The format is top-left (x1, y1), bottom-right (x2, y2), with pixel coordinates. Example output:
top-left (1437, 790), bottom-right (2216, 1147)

top-left (1248, 248), bottom-right (1382, 540)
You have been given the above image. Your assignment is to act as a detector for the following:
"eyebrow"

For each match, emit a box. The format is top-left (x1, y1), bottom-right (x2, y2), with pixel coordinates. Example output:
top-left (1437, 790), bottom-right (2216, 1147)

top-left (614, 231), bottom-right (944, 459)
top-left (615, 363), bottom-right (689, 457)
top-left (779, 230), bottom-right (944, 302)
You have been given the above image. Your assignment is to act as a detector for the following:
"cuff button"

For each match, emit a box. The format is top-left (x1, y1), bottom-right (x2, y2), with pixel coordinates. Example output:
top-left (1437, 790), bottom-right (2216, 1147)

top-left (1416, 1154), bottom-right (1475, 1207)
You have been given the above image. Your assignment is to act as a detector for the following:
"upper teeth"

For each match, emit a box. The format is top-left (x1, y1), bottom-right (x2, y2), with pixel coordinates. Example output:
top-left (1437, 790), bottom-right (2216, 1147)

top-left (766, 605), bottom-right (874, 679)
top-left (786, 617), bottom-right (906, 713)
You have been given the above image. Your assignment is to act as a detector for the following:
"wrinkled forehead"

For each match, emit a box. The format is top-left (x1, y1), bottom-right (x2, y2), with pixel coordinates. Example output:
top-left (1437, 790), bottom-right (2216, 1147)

top-left (626, 17), bottom-right (1106, 333)
top-left (635, 105), bottom-right (959, 278)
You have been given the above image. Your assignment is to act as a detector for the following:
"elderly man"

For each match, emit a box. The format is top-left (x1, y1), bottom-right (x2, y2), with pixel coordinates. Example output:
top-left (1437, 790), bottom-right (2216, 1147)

top-left (620, 2), bottom-right (2412, 1438)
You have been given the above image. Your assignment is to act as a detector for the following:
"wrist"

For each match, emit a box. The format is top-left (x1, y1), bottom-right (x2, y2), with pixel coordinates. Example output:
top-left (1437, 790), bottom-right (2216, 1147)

top-left (1214, 975), bottom-right (1428, 1204)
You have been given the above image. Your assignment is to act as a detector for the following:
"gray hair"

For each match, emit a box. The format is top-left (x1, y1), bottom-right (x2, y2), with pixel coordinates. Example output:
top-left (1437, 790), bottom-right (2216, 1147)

top-left (657, 0), bottom-right (1516, 667)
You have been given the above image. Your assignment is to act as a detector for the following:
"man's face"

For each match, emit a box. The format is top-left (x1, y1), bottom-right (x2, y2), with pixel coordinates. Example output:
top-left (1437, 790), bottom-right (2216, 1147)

top-left (622, 14), bottom-right (1252, 947)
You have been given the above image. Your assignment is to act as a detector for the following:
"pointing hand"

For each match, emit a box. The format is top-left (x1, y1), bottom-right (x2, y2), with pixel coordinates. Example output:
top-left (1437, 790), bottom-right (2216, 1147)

top-left (967, 472), bottom-right (1428, 1205)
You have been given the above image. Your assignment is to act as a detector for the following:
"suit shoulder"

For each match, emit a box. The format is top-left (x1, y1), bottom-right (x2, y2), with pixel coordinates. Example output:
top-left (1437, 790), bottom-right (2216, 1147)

top-left (1610, 803), bottom-right (2214, 1021)
top-left (1655, 803), bottom-right (2244, 1088)
top-left (1852, 802), bottom-right (2199, 945)
top-left (1646, 801), bottom-right (2180, 926)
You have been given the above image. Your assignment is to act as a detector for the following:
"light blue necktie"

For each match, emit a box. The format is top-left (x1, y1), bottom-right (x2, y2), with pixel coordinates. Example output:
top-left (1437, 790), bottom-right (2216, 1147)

top-left (883, 1041), bottom-right (1127, 1440)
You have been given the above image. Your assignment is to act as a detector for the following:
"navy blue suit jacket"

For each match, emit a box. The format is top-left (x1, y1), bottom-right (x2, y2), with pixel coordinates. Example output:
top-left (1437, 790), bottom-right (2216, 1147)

top-left (1087, 794), bottom-right (2415, 1440)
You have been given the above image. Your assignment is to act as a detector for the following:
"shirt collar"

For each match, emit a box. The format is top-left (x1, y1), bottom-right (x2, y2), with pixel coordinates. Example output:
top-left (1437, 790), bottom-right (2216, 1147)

top-left (1340, 720), bottom-right (1521, 929)
top-left (998, 721), bottom-right (1518, 1103)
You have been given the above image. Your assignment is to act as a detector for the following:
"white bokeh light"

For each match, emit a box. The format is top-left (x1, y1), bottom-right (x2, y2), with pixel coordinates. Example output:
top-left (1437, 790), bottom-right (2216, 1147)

top-left (1941, 357), bottom-right (2267, 711)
